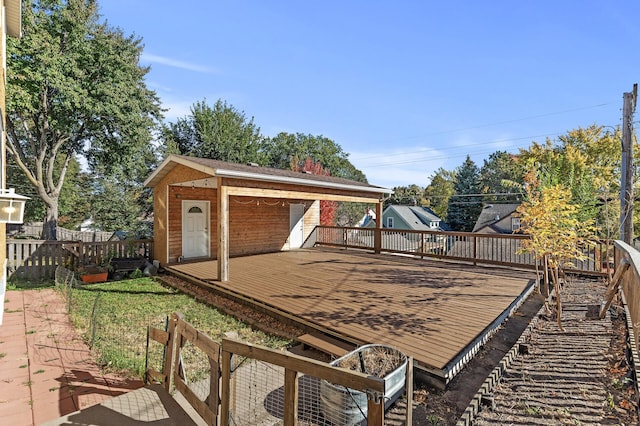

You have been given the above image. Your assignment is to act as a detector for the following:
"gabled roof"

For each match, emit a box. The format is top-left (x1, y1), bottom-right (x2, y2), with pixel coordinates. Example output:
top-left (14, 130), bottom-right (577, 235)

top-left (383, 205), bottom-right (444, 231)
top-left (472, 203), bottom-right (520, 232)
top-left (144, 154), bottom-right (392, 196)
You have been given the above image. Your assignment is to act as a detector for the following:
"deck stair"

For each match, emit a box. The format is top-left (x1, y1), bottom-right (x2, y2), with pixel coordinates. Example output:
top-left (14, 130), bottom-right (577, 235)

top-left (297, 332), bottom-right (357, 357)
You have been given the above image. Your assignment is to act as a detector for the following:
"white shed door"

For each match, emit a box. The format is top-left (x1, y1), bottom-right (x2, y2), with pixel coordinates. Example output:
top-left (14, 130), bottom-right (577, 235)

top-left (182, 201), bottom-right (209, 258)
top-left (289, 204), bottom-right (305, 249)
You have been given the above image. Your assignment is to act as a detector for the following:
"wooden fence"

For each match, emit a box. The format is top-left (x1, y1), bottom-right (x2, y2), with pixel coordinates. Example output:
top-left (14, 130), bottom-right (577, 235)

top-left (6, 239), bottom-right (153, 280)
top-left (612, 241), bottom-right (640, 371)
top-left (314, 226), bottom-right (612, 276)
top-left (147, 312), bottom-right (402, 426)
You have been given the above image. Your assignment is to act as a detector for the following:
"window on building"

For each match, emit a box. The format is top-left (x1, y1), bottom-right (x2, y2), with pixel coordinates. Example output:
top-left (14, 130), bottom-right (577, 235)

top-left (386, 217), bottom-right (394, 228)
top-left (511, 217), bottom-right (521, 231)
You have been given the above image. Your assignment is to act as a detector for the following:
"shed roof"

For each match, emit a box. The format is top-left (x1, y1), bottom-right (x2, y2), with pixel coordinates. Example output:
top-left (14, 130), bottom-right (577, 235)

top-left (144, 154), bottom-right (392, 196)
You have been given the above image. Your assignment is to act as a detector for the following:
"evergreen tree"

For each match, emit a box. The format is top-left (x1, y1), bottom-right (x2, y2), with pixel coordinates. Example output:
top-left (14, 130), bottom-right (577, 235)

top-left (447, 156), bottom-right (482, 231)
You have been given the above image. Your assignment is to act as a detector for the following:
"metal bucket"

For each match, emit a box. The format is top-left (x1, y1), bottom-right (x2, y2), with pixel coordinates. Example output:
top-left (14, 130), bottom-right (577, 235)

top-left (320, 344), bottom-right (407, 425)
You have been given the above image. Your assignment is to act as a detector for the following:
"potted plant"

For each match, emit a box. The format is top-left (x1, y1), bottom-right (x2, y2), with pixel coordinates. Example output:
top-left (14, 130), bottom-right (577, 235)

top-left (79, 255), bottom-right (113, 283)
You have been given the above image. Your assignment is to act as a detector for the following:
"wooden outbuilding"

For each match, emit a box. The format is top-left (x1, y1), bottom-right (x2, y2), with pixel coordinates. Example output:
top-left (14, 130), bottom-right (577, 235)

top-left (144, 155), bottom-right (392, 281)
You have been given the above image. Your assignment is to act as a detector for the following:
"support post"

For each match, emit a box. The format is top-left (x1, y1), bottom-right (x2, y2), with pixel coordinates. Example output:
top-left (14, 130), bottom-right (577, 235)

top-left (620, 84), bottom-right (637, 244)
top-left (217, 178), bottom-right (229, 281)
top-left (374, 201), bottom-right (382, 254)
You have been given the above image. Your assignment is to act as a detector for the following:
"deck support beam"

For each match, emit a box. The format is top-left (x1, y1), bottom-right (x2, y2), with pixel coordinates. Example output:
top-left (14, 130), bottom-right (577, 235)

top-left (217, 178), bottom-right (229, 281)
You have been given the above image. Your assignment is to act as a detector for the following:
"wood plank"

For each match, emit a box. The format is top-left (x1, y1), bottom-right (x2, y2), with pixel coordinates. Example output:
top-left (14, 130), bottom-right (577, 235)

top-left (297, 332), bottom-right (355, 357)
top-left (168, 248), bottom-right (533, 377)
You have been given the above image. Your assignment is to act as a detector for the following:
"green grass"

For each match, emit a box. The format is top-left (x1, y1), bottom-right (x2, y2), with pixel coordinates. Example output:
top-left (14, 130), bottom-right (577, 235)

top-left (7, 279), bottom-right (55, 290)
top-left (64, 278), bottom-right (291, 378)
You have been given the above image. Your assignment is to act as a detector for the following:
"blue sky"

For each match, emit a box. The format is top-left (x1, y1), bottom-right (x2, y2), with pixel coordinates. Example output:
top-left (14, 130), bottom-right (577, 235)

top-left (99, 1), bottom-right (639, 189)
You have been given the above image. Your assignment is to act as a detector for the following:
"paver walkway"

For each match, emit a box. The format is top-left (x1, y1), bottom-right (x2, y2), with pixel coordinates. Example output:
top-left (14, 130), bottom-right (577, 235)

top-left (472, 278), bottom-right (636, 425)
top-left (0, 288), bottom-right (143, 426)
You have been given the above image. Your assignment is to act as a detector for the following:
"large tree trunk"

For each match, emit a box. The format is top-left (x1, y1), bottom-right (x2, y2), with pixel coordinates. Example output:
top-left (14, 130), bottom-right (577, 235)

top-left (41, 199), bottom-right (59, 240)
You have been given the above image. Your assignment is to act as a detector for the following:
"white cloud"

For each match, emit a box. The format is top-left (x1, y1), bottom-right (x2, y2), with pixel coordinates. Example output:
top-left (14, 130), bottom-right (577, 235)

top-left (160, 99), bottom-right (193, 121)
top-left (142, 53), bottom-right (219, 74)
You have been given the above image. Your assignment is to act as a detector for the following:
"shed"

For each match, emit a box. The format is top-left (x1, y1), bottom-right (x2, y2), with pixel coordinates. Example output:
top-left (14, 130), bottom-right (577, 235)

top-left (144, 155), bottom-right (392, 281)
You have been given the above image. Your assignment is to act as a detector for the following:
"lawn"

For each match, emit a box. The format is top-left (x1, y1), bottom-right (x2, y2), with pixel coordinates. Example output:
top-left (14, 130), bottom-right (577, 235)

top-left (63, 278), bottom-right (291, 378)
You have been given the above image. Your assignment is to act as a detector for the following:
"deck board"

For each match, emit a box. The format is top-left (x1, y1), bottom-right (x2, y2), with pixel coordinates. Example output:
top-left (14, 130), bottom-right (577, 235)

top-left (167, 248), bottom-right (533, 377)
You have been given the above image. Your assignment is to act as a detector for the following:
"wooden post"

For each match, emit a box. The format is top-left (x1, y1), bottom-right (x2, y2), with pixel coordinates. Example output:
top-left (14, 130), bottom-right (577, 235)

top-left (405, 357), bottom-right (414, 426)
top-left (217, 178), bottom-right (229, 281)
top-left (374, 201), bottom-right (382, 254)
top-left (219, 349), bottom-right (232, 426)
top-left (283, 369), bottom-right (299, 426)
top-left (600, 258), bottom-right (630, 318)
top-left (162, 313), bottom-right (178, 391)
top-left (620, 84), bottom-right (637, 244)
top-left (367, 393), bottom-right (384, 426)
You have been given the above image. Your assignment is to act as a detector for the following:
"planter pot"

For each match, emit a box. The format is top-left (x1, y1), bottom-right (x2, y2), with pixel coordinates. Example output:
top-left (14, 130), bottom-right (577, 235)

top-left (80, 271), bottom-right (108, 283)
top-left (320, 344), bottom-right (407, 425)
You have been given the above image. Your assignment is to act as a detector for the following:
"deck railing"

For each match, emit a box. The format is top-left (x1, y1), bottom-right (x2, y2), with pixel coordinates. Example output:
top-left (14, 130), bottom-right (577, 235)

top-left (612, 241), bottom-right (640, 369)
top-left (6, 239), bottom-right (153, 280)
top-left (314, 226), bottom-right (612, 276)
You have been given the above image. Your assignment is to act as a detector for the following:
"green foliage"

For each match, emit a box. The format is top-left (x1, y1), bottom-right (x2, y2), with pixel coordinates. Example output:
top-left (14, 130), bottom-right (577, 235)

top-left (517, 126), bottom-right (620, 231)
top-left (447, 156), bottom-right (482, 231)
top-left (479, 150), bottom-right (525, 202)
top-left (6, 0), bottom-right (162, 239)
top-left (424, 168), bottom-right (456, 220)
top-left (262, 132), bottom-right (366, 182)
top-left (163, 99), bottom-right (264, 164)
top-left (385, 184), bottom-right (425, 208)
top-left (516, 171), bottom-right (596, 329)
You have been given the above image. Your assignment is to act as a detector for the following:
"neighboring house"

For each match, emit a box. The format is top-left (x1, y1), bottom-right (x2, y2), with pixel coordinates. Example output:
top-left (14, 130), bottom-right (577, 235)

top-left (472, 203), bottom-right (521, 234)
top-left (355, 208), bottom-right (376, 227)
top-left (382, 205), bottom-right (448, 231)
top-left (144, 155), bottom-right (391, 281)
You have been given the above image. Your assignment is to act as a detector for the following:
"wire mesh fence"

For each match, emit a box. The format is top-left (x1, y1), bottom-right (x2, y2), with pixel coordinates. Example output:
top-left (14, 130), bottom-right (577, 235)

top-left (54, 265), bottom-right (164, 377)
top-left (221, 337), bottom-right (396, 426)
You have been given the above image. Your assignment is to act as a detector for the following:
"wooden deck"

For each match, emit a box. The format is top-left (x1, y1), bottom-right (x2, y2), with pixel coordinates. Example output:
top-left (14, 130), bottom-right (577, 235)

top-left (166, 248), bottom-right (534, 384)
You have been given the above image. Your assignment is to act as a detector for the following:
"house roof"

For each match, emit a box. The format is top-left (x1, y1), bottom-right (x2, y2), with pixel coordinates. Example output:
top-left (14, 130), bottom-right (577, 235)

top-left (144, 154), bottom-right (393, 196)
top-left (472, 203), bottom-right (520, 232)
top-left (384, 205), bottom-right (444, 231)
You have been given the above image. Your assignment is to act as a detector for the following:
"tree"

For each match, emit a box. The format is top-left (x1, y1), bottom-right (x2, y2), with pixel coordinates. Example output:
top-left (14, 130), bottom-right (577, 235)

top-left (262, 132), bottom-right (366, 182)
top-left (479, 151), bottom-right (524, 202)
top-left (384, 184), bottom-right (425, 208)
top-left (291, 156), bottom-right (338, 225)
top-left (447, 156), bottom-right (482, 231)
top-left (516, 171), bottom-right (596, 330)
top-left (6, 0), bottom-right (162, 239)
top-left (89, 175), bottom-right (151, 238)
top-left (518, 126), bottom-right (621, 231)
top-left (424, 168), bottom-right (456, 220)
top-left (163, 99), bottom-right (264, 164)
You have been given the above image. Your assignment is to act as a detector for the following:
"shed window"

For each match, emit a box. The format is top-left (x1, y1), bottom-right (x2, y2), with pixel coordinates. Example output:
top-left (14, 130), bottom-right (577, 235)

top-left (387, 217), bottom-right (394, 228)
top-left (188, 206), bottom-right (203, 214)
top-left (511, 217), bottom-right (521, 231)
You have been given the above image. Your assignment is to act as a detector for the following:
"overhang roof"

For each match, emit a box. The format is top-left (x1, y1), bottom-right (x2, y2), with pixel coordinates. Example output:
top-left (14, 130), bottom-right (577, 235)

top-left (6, 0), bottom-right (21, 38)
top-left (144, 154), bottom-right (392, 197)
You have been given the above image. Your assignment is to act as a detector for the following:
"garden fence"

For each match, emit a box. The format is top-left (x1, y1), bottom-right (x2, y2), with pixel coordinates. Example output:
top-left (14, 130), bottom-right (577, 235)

top-left (54, 266), bottom-right (160, 377)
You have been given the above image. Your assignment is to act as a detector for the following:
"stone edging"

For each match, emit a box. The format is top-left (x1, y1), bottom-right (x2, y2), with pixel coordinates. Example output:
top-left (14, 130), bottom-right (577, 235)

top-left (456, 305), bottom-right (543, 426)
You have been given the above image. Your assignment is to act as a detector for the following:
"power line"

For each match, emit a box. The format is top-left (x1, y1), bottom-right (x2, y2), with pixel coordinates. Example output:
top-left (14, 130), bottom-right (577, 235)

top-left (352, 102), bottom-right (616, 160)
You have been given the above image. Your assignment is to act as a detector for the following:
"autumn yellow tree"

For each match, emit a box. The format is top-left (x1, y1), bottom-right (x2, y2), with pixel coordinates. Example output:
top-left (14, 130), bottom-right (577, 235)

top-left (517, 171), bottom-right (596, 330)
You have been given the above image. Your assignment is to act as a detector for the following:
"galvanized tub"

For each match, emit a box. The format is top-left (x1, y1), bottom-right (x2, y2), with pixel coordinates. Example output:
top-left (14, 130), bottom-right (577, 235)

top-left (320, 344), bottom-right (407, 425)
